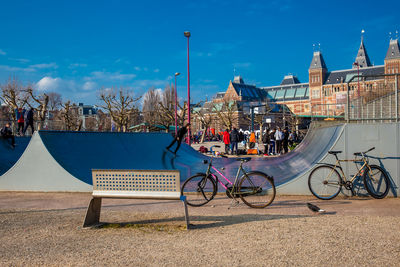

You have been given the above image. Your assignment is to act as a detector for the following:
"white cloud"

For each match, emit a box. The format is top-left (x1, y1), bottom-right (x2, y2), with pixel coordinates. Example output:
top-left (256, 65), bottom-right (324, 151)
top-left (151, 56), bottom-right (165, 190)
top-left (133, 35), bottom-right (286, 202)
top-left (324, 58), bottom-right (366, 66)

top-left (35, 77), bottom-right (62, 91)
top-left (69, 63), bottom-right (88, 69)
top-left (83, 81), bottom-right (97, 91)
top-left (0, 65), bottom-right (36, 72)
top-left (29, 63), bottom-right (58, 69)
top-left (89, 71), bottom-right (136, 81)
top-left (0, 49), bottom-right (6, 56)
top-left (9, 58), bottom-right (30, 63)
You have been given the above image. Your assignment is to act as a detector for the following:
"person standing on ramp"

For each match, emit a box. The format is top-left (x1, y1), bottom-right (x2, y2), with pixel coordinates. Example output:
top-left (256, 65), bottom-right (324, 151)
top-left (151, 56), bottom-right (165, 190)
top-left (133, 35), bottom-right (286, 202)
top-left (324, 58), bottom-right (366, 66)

top-left (166, 123), bottom-right (190, 155)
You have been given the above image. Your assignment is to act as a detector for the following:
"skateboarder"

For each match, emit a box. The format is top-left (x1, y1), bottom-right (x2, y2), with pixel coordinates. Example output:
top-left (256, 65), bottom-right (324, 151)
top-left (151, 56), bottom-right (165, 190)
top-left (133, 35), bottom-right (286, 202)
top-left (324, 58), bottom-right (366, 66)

top-left (166, 123), bottom-right (190, 154)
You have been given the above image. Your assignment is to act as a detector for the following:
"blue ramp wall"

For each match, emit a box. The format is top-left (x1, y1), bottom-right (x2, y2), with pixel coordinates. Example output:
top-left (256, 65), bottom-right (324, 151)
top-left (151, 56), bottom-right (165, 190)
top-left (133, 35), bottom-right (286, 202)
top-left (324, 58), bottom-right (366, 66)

top-left (0, 136), bottom-right (31, 176)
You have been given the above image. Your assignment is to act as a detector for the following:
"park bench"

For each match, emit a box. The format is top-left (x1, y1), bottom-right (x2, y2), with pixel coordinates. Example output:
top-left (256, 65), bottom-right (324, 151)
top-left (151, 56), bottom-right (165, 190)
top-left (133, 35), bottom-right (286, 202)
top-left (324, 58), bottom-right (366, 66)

top-left (83, 169), bottom-right (190, 229)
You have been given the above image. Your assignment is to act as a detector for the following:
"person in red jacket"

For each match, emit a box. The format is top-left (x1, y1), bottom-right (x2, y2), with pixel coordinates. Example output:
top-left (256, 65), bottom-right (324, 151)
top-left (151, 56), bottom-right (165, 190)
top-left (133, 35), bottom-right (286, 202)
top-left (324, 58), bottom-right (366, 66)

top-left (223, 129), bottom-right (230, 155)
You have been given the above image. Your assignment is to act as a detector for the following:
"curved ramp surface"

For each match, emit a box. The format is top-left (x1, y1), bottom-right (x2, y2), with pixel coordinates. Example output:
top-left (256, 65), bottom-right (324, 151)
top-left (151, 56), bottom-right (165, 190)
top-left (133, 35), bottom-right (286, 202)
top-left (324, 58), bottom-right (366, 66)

top-left (0, 126), bottom-right (344, 192)
top-left (0, 136), bottom-right (30, 175)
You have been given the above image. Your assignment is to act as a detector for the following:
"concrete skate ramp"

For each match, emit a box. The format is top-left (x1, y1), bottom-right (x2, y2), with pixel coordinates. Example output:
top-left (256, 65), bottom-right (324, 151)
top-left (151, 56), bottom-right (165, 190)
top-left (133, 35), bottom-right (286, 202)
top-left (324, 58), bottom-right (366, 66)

top-left (0, 137), bottom-right (30, 176)
top-left (39, 131), bottom-right (208, 185)
top-left (39, 125), bottom-right (343, 188)
top-left (205, 124), bottom-right (344, 188)
top-left (0, 125), bottom-right (344, 192)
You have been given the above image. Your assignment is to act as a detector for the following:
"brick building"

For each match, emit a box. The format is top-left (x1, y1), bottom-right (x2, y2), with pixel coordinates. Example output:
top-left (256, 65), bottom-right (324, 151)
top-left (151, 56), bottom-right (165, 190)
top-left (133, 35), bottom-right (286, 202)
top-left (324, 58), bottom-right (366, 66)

top-left (192, 37), bottom-right (400, 134)
top-left (223, 37), bottom-right (400, 118)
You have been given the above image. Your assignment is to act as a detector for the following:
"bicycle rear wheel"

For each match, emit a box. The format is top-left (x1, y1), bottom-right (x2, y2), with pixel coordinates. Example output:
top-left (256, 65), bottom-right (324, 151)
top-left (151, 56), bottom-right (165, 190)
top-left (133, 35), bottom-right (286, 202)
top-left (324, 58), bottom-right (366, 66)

top-left (308, 165), bottom-right (342, 200)
top-left (238, 171), bottom-right (275, 208)
top-left (181, 174), bottom-right (216, 207)
top-left (363, 165), bottom-right (389, 199)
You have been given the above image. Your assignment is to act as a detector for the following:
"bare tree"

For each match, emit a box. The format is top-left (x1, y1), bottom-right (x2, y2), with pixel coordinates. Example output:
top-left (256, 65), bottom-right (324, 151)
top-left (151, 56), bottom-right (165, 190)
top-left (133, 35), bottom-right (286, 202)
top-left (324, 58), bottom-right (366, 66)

top-left (193, 101), bottom-right (213, 143)
top-left (142, 87), bottom-right (161, 129)
top-left (47, 92), bottom-right (62, 111)
top-left (59, 101), bottom-right (82, 131)
top-left (212, 100), bottom-right (238, 130)
top-left (97, 110), bottom-right (111, 132)
top-left (99, 87), bottom-right (141, 132)
top-left (0, 77), bottom-right (30, 129)
top-left (26, 86), bottom-right (49, 130)
top-left (157, 85), bottom-right (175, 131)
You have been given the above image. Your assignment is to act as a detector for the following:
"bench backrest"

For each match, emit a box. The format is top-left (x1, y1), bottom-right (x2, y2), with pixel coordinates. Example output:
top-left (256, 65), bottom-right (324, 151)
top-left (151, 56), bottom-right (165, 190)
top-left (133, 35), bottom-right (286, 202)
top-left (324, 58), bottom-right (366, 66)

top-left (92, 169), bottom-right (181, 199)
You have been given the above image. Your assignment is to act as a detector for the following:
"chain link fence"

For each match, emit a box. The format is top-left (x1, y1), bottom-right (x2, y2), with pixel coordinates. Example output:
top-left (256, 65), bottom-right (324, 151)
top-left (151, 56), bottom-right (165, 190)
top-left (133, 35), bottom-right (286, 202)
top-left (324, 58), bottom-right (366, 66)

top-left (347, 74), bottom-right (399, 122)
top-left (310, 74), bottom-right (399, 123)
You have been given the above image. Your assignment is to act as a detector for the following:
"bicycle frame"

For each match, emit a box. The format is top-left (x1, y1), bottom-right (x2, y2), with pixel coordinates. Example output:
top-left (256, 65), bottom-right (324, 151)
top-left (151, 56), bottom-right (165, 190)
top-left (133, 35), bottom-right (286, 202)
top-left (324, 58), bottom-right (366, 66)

top-left (204, 158), bottom-right (247, 198)
top-left (325, 153), bottom-right (371, 184)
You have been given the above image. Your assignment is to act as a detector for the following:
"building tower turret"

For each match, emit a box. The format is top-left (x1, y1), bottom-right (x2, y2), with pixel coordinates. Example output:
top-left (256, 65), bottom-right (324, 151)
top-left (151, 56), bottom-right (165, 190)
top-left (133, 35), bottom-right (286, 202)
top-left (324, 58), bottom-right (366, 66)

top-left (384, 38), bottom-right (400, 74)
top-left (353, 37), bottom-right (372, 68)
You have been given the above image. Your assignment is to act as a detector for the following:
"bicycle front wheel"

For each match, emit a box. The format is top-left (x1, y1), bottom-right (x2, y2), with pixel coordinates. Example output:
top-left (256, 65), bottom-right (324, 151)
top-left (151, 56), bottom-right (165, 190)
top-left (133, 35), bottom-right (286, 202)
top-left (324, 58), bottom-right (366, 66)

top-left (238, 171), bottom-right (275, 208)
top-left (363, 165), bottom-right (389, 199)
top-left (308, 165), bottom-right (342, 200)
top-left (181, 174), bottom-right (216, 207)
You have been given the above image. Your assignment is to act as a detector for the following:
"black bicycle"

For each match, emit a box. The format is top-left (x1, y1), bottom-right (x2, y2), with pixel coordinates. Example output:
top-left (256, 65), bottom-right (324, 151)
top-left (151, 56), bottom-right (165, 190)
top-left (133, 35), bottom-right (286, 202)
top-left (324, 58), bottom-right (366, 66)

top-left (308, 147), bottom-right (390, 200)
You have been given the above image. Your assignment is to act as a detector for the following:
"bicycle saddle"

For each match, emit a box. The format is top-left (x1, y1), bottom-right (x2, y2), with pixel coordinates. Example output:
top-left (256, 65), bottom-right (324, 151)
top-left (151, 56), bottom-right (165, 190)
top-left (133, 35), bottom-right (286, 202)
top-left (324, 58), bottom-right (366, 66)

top-left (328, 151), bottom-right (342, 155)
top-left (237, 157), bottom-right (251, 162)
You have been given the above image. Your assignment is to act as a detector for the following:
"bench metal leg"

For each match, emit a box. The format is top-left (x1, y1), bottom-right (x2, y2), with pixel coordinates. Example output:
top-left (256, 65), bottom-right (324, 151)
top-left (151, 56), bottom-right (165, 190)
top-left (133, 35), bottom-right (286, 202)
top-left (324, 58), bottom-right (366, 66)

top-left (180, 196), bottom-right (190, 230)
top-left (83, 197), bottom-right (102, 227)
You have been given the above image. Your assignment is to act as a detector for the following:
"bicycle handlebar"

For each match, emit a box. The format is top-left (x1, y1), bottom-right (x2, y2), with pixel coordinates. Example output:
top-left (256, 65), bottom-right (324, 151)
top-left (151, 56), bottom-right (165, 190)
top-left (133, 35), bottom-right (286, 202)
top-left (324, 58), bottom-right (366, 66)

top-left (353, 147), bottom-right (375, 156)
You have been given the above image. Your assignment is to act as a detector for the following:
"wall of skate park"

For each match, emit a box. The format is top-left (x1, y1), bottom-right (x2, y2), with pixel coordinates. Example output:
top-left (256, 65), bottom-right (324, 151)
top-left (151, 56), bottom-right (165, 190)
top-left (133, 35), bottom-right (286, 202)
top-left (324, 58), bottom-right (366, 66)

top-left (278, 122), bottom-right (400, 196)
top-left (0, 123), bottom-right (398, 195)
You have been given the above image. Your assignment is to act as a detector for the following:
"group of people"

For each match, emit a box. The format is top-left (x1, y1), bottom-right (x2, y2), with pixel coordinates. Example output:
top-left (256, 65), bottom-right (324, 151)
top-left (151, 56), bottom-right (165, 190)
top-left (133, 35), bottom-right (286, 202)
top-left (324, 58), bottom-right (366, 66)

top-left (262, 127), bottom-right (298, 155)
top-left (222, 128), bottom-right (241, 155)
top-left (15, 108), bottom-right (35, 136)
top-left (0, 107), bottom-right (35, 149)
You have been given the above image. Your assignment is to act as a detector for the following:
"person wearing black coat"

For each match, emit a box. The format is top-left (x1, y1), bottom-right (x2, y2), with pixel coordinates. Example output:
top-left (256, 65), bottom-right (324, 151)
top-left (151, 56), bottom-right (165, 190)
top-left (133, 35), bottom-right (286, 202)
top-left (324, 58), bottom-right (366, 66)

top-left (166, 123), bottom-right (190, 154)
top-left (230, 128), bottom-right (240, 155)
top-left (262, 129), bottom-right (270, 155)
top-left (23, 108), bottom-right (34, 135)
top-left (1, 123), bottom-right (15, 148)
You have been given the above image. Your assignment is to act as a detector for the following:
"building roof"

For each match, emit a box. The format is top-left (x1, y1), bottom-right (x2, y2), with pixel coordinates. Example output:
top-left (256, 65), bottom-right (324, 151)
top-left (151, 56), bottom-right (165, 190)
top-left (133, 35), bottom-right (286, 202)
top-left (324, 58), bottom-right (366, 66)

top-left (353, 39), bottom-right (372, 68)
top-left (261, 83), bottom-right (309, 102)
top-left (324, 65), bottom-right (385, 85)
top-left (309, 51), bottom-right (327, 70)
top-left (385, 39), bottom-right (400, 60)
top-left (231, 82), bottom-right (265, 101)
top-left (280, 75), bottom-right (301, 85)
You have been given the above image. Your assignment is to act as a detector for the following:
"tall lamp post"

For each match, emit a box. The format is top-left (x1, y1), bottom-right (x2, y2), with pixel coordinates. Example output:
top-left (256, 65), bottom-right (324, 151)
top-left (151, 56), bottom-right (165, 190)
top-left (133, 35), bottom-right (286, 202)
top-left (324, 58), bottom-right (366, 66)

top-left (184, 31), bottom-right (191, 145)
top-left (174, 72), bottom-right (180, 136)
top-left (353, 62), bottom-right (360, 119)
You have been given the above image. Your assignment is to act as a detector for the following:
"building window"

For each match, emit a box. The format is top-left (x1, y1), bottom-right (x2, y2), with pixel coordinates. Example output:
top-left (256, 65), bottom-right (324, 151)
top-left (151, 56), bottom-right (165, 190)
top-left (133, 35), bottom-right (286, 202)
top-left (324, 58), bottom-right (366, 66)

top-left (312, 89), bottom-right (320, 98)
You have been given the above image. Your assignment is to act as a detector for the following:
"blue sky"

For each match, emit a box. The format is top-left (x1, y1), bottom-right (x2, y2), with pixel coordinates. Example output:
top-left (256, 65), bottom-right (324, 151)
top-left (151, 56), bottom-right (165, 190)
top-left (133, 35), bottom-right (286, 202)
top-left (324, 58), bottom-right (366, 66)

top-left (0, 0), bottom-right (399, 106)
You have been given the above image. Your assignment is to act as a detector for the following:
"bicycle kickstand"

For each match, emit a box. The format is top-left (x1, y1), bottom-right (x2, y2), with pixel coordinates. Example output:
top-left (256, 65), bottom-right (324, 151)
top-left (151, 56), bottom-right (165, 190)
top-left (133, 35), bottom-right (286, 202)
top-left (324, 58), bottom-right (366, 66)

top-left (228, 198), bottom-right (240, 209)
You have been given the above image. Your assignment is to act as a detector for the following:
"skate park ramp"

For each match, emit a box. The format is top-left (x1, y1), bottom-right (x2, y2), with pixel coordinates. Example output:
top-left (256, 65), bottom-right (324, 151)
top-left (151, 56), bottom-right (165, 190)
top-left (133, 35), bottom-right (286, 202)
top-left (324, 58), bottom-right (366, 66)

top-left (0, 123), bottom-right (398, 195)
top-left (0, 136), bottom-right (30, 176)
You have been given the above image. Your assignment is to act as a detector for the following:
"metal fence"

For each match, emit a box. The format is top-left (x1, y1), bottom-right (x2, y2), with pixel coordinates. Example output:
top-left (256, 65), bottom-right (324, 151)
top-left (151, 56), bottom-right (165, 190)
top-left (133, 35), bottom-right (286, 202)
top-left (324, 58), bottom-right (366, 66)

top-left (310, 73), bottom-right (399, 123)
top-left (346, 73), bottom-right (399, 122)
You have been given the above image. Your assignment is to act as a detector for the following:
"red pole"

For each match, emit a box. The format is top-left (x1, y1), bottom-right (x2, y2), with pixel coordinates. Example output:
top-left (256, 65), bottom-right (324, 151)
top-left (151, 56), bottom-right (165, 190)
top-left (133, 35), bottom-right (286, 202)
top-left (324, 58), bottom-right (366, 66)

top-left (174, 75), bottom-right (178, 135)
top-left (184, 31), bottom-right (191, 145)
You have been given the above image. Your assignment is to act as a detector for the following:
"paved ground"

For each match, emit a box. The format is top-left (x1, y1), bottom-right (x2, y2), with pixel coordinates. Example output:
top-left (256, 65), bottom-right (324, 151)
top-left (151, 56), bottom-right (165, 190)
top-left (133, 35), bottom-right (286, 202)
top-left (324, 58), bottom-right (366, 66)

top-left (0, 192), bottom-right (399, 266)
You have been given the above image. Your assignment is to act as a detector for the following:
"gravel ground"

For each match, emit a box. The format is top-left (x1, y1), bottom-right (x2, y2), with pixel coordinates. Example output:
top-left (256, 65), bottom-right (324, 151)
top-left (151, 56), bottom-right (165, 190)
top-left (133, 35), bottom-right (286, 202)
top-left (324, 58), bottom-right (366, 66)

top-left (0, 192), bottom-right (399, 266)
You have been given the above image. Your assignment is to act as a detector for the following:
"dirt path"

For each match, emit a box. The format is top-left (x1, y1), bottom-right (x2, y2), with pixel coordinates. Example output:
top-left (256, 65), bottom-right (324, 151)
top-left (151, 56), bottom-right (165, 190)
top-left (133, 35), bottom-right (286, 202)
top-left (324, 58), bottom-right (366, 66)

top-left (0, 192), bottom-right (399, 266)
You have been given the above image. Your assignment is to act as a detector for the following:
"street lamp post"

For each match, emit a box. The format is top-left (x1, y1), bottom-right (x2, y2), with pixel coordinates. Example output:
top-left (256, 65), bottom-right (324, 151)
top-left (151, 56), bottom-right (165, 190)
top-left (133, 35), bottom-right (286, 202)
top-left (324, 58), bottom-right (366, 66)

top-left (174, 72), bottom-right (180, 136)
top-left (184, 31), bottom-right (191, 145)
top-left (353, 62), bottom-right (360, 119)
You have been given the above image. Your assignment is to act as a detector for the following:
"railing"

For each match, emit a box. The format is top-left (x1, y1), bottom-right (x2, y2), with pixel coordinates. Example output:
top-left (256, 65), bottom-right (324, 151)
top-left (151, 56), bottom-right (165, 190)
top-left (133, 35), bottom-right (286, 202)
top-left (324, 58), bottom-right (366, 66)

top-left (346, 74), bottom-right (399, 123)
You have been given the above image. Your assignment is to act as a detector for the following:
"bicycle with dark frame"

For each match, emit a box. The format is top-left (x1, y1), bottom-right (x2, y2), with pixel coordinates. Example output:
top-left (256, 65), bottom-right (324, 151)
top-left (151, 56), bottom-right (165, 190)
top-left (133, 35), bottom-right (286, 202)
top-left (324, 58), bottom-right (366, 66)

top-left (308, 147), bottom-right (390, 200)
